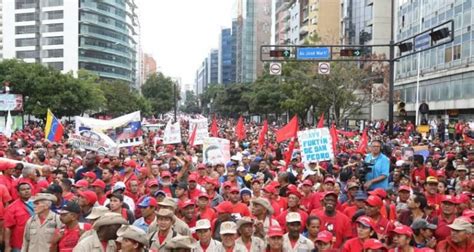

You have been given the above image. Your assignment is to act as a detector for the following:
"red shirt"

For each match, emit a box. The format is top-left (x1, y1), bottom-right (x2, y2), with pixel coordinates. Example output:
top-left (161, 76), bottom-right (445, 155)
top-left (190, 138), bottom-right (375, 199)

top-left (425, 193), bottom-right (442, 215)
top-left (56, 223), bottom-right (92, 252)
top-left (97, 195), bottom-right (107, 206)
top-left (231, 202), bottom-right (251, 217)
top-left (436, 237), bottom-right (474, 252)
top-left (3, 199), bottom-right (32, 249)
top-left (63, 192), bottom-right (74, 201)
top-left (189, 188), bottom-right (201, 199)
top-left (411, 166), bottom-right (435, 185)
top-left (342, 237), bottom-right (364, 252)
top-left (0, 174), bottom-right (15, 199)
top-left (373, 215), bottom-right (394, 236)
top-left (273, 196), bottom-right (288, 213)
top-left (198, 207), bottom-right (216, 221)
top-left (310, 209), bottom-right (352, 248)
top-left (435, 214), bottom-right (456, 240)
top-left (0, 184), bottom-right (12, 220)
top-left (300, 192), bottom-right (314, 212)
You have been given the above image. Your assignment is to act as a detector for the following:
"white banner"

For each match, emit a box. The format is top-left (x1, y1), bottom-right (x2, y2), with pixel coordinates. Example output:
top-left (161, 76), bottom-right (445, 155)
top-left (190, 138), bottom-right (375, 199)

top-left (203, 137), bottom-right (230, 166)
top-left (189, 118), bottom-right (209, 145)
top-left (297, 128), bottom-right (334, 163)
top-left (68, 130), bottom-right (119, 156)
top-left (163, 120), bottom-right (181, 144)
top-left (75, 111), bottom-right (142, 147)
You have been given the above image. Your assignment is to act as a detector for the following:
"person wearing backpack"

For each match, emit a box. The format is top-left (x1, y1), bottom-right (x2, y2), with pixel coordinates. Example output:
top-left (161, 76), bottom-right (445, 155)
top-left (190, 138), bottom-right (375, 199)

top-left (50, 201), bottom-right (92, 252)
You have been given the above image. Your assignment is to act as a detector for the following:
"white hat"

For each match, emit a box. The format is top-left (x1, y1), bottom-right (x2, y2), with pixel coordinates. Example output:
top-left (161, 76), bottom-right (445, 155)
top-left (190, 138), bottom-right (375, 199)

top-left (113, 181), bottom-right (126, 192)
top-left (194, 219), bottom-right (211, 231)
top-left (286, 212), bottom-right (302, 223)
top-left (220, 221), bottom-right (237, 235)
top-left (302, 169), bottom-right (316, 180)
top-left (395, 160), bottom-right (405, 167)
top-left (236, 166), bottom-right (246, 172)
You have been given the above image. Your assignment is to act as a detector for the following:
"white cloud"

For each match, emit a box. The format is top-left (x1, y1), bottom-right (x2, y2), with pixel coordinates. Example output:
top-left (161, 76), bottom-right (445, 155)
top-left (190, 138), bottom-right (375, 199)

top-left (136, 0), bottom-right (234, 85)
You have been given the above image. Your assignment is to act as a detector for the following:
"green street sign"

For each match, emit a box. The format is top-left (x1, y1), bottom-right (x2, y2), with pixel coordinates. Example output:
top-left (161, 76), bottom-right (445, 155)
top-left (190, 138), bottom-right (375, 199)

top-left (283, 50), bottom-right (291, 58)
top-left (353, 50), bottom-right (361, 56)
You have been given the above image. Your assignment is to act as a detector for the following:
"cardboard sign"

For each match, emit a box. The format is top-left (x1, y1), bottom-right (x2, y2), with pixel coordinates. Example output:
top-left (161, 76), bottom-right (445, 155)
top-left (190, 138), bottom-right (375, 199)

top-left (189, 118), bottom-right (209, 145)
top-left (68, 130), bottom-right (119, 156)
top-left (163, 120), bottom-right (181, 144)
top-left (297, 128), bottom-right (334, 163)
top-left (203, 137), bottom-right (230, 166)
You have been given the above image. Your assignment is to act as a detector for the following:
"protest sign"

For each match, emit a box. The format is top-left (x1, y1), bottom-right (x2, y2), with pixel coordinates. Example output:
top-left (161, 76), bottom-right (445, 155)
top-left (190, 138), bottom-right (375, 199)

top-left (203, 137), bottom-right (230, 165)
top-left (75, 111), bottom-right (142, 147)
top-left (163, 120), bottom-right (181, 144)
top-left (68, 130), bottom-right (119, 156)
top-left (297, 128), bottom-right (334, 163)
top-left (189, 118), bottom-right (209, 145)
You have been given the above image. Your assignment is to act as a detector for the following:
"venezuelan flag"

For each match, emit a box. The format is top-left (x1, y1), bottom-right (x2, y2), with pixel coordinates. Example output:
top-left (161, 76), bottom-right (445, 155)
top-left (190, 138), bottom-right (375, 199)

top-left (44, 109), bottom-right (64, 142)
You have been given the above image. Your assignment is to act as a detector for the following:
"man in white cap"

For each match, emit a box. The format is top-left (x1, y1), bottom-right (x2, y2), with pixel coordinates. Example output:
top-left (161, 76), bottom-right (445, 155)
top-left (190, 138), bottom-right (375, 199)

top-left (194, 219), bottom-right (223, 251)
top-left (22, 193), bottom-right (61, 252)
top-left (73, 213), bottom-right (128, 252)
top-left (282, 212), bottom-right (314, 252)
top-left (251, 197), bottom-right (280, 239)
top-left (436, 217), bottom-right (473, 251)
top-left (116, 224), bottom-right (149, 252)
top-left (220, 221), bottom-right (246, 252)
top-left (103, 181), bottom-right (135, 212)
top-left (235, 217), bottom-right (265, 252)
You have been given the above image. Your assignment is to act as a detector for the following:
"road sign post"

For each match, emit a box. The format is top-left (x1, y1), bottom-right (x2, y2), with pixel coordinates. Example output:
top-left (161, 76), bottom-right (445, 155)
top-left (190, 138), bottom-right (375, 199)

top-left (318, 62), bottom-right (330, 75)
top-left (269, 62), bottom-right (282, 75)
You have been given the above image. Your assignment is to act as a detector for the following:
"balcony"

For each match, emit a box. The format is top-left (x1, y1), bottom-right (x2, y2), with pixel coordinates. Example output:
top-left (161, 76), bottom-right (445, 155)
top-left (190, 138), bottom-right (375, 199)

top-left (300, 25), bottom-right (308, 35)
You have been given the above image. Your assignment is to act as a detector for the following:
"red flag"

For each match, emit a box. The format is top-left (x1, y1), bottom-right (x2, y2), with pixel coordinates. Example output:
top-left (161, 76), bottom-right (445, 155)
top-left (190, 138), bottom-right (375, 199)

top-left (356, 129), bottom-right (369, 154)
top-left (330, 123), bottom-right (339, 154)
top-left (188, 125), bottom-right (197, 146)
top-left (258, 120), bottom-right (268, 150)
top-left (235, 116), bottom-right (246, 140)
top-left (284, 138), bottom-right (296, 170)
top-left (210, 116), bottom-right (218, 137)
top-left (317, 112), bottom-right (325, 128)
top-left (276, 116), bottom-right (298, 143)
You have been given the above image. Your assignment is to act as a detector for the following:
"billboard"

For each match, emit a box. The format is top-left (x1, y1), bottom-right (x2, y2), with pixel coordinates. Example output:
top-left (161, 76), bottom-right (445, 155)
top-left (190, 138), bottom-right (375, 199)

top-left (0, 94), bottom-right (23, 111)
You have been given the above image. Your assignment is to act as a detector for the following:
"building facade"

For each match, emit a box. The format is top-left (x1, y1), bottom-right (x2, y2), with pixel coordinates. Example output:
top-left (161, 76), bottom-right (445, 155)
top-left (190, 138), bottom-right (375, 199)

top-left (195, 57), bottom-right (208, 96)
top-left (0, 0), bottom-right (3, 59)
top-left (208, 49), bottom-right (219, 84)
top-left (143, 53), bottom-right (156, 80)
top-left (395, 0), bottom-right (474, 121)
top-left (2, 0), bottom-right (139, 85)
top-left (218, 27), bottom-right (236, 85)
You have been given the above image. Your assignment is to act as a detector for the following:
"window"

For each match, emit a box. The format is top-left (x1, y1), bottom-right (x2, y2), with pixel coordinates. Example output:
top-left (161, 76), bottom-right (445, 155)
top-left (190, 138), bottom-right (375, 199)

top-left (43, 24), bottom-right (64, 33)
top-left (43, 49), bottom-right (63, 58)
top-left (46, 62), bottom-right (63, 70)
top-left (16, 38), bottom-right (38, 47)
top-left (16, 50), bottom-right (39, 59)
top-left (15, 0), bottom-right (36, 9)
top-left (453, 44), bottom-right (461, 60)
top-left (16, 25), bottom-right (38, 34)
top-left (42, 0), bottom-right (63, 7)
top-left (15, 13), bottom-right (37, 22)
top-left (42, 36), bottom-right (63, 45)
top-left (445, 47), bottom-right (453, 62)
top-left (44, 11), bottom-right (63, 20)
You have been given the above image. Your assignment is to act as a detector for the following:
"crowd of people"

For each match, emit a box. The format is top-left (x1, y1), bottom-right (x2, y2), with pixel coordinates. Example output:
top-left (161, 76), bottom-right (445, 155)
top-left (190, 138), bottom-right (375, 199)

top-left (0, 117), bottom-right (472, 252)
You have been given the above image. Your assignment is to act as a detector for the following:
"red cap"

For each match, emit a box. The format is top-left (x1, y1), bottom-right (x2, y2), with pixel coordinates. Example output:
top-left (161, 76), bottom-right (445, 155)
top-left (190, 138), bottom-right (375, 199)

top-left (197, 163), bottom-right (206, 169)
top-left (178, 199), bottom-right (195, 209)
top-left (369, 188), bottom-right (387, 198)
top-left (138, 167), bottom-right (148, 175)
top-left (302, 179), bottom-right (313, 186)
top-left (147, 180), bottom-right (159, 187)
top-left (323, 191), bottom-right (338, 199)
top-left (398, 185), bottom-right (411, 192)
top-left (229, 187), bottom-right (240, 193)
top-left (268, 225), bottom-right (284, 237)
top-left (161, 171), bottom-right (171, 178)
top-left (315, 230), bottom-right (333, 243)
top-left (462, 209), bottom-right (474, 220)
top-left (363, 239), bottom-right (385, 250)
top-left (72, 158), bottom-right (82, 165)
top-left (287, 188), bottom-right (302, 199)
top-left (78, 190), bottom-right (98, 205)
top-left (205, 176), bottom-right (219, 187)
top-left (356, 216), bottom-right (377, 231)
top-left (188, 174), bottom-right (197, 182)
top-left (365, 195), bottom-right (383, 207)
top-left (436, 170), bottom-right (445, 177)
top-left (138, 196), bottom-right (157, 208)
top-left (124, 160), bottom-right (137, 168)
top-left (100, 158), bottom-right (110, 165)
top-left (91, 179), bottom-right (106, 189)
top-left (223, 181), bottom-right (233, 188)
top-left (198, 193), bottom-right (210, 199)
top-left (263, 185), bottom-right (277, 194)
top-left (456, 194), bottom-right (470, 204)
top-left (441, 195), bottom-right (458, 204)
top-left (391, 225), bottom-right (413, 236)
top-left (215, 201), bottom-right (233, 214)
top-left (73, 179), bottom-right (89, 188)
top-left (324, 177), bottom-right (335, 184)
top-left (269, 181), bottom-right (280, 188)
top-left (0, 161), bottom-right (16, 171)
top-left (83, 172), bottom-right (96, 180)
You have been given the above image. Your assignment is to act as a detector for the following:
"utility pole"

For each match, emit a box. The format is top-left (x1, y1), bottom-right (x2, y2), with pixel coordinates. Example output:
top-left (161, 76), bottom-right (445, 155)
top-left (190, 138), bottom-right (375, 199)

top-left (173, 83), bottom-right (177, 122)
top-left (388, 0), bottom-right (395, 136)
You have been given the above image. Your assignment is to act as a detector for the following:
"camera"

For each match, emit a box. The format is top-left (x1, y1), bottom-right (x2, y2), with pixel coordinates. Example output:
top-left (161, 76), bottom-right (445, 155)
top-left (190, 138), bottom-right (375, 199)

top-left (356, 161), bottom-right (374, 185)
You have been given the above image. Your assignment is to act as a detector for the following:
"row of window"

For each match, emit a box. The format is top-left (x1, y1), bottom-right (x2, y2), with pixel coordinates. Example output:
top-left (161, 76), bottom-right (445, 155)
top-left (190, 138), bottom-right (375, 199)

top-left (16, 49), bottom-right (63, 59)
top-left (15, 0), bottom-right (63, 9)
top-left (15, 11), bottom-right (64, 22)
top-left (79, 49), bottom-right (132, 66)
top-left (79, 62), bottom-right (131, 77)
top-left (80, 0), bottom-right (126, 19)
top-left (80, 24), bottom-right (129, 43)
top-left (80, 37), bottom-right (132, 55)
top-left (15, 24), bottom-right (63, 34)
top-left (80, 12), bottom-right (127, 31)
top-left (16, 37), bottom-right (63, 47)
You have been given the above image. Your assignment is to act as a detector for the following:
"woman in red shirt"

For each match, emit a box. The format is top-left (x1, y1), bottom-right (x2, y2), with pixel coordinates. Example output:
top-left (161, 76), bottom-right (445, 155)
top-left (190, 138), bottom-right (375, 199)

top-left (342, 216), bottom-right (378, 252)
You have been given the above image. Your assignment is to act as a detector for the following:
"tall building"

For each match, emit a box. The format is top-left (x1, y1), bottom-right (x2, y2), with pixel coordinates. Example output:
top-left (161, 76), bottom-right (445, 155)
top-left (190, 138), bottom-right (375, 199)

top-left (218, 27), bottom-right (236, 84)
top-left (240, 0), bottom-right (272, 83)
top-left (143, 53), bottom-right (156, 80)
top-left (288, 0), bottom-right (300, 45)
top-left (195, 57), bottom-right (208, 96)
top-left (208, 49), bottom-right (219, 84)
top-left (2, 0), bottom-right (139, 85)
top-left (0, 0), bottom-right (3, 59)
top-left (274, 0), bottom-right (291, 45)
top-left (395, 0), bottom-right (474, 120)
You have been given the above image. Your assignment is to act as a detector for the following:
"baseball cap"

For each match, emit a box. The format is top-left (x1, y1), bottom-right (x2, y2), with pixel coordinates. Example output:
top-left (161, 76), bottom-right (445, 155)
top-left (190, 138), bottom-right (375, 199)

top-left (324, 177), bottom-right (335, 184)
top-left (197, 163), bottom-right (206, 170)
top-left (83, 171), bottom-right (96, 180)
top-left (462, 209), bottom-right (474, 220)
top-left (78, 190), bottom-right (98, 205)
top-left (138, 196), bottom-right (157, 208)
top-left (398, 185), bottom-right (411, 192)
top-left (315, 230), bottom-right (333, 243)
top-left (178, 199), bottom-right (195, 209)
top-left (354, 190), bottom-right (368, 201)
top-left (112, 181), bottom-right (126, 192)
top-left (286, 212), bottom-right (301, 223)
top-left (124, 159), bottom-right (137, 168)
top-left (268, 226), bottom-right (284, 237)
top-left (236, 217), bottom-right (253, 230)
top-left (426, 176), bottom-right (439, 184)
top-left (363, 239), bottom-right (386, 250)
top-left (0, 161), bottom-right (16, 171)
top-left (447, 217), bottom-right (473, 233)
top-left (100, 158), bottom-right (110, 165)
top-left (456, 165), bottom-right (468, 172)
top-left (411, 219), bottom-right (437, 230)
top-left (220, 221), bottom-right (237, 235)
top-left (161, 171), bottom-right (171, 178)
top-left (188, 174), bottom-right (197, 182)
top-left (441, 195), bottom-right (458, 204)
top-left (365, 195), bottom-right (383, 207)
top-left (73, 179), bottom-right (89, 188)
top-left (347, 182), bottom-right (359, 190)
top-left (215, 201), bottom-right (233, 214)
top-left (158, 197), bottom-right (177, 209)
top-left (197, 192), bottom-right (210, 199)
top-left (287, 189), bottom-right (302, 199)
top-left (59, 201), bottom-right (81, 214)
top-left (302, 179), bottom-right (313, 187)
top-left (391, 225), bottom-right (413, 236)
top-left (369, 188), bottom-right (387, 198)
top-left (262, 185), bottom-right (277, 194)
top-left (222, 181), bottom-right (233, 188)
top-left (356, 216), bottom-right (376, 231)
top-left (229, 187), bottom-right (240, 193)
top-left (240, 188), bottom-right (252, 196)
top-left (323, 191), bottom-right (338, 199)
top-left (147, 180), bottom-right (159, 187)
top-left (194, 219), bottom-right (211, 231)
top-left (91, 179), bottom-right (106, 190)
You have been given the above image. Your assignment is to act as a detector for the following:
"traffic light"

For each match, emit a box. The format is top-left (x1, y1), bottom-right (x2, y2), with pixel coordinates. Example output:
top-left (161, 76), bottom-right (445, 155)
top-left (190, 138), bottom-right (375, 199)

top-left (397, 101), bottom-right (406, 116)
top-left (270, 50), bottom-right (291, 58)
top-left (340, 49), bottom-right (362, 57)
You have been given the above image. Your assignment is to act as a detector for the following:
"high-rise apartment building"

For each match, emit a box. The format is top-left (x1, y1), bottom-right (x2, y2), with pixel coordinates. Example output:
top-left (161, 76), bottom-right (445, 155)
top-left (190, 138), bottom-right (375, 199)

top-left (395, 0), bottom-right (474, 120)
top-left (2, 0), bottom-right (139, 85)
top-left (195, 57), bottom-right (208, 96)
top-left (143, 53), bottom-right (156, 80)
top-left (0, 0), bottom-right (3, 59)
top-left (208, 49), bottom-right (219, 84)
top-left (218, 27), bottom-right (236, 85)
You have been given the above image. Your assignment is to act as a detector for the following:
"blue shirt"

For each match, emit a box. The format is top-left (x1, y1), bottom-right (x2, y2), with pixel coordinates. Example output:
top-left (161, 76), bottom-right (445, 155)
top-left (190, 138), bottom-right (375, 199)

top-left (133, 217), bottom-right (151, 233)
top-left (364, 153), bottom-right (390, 190)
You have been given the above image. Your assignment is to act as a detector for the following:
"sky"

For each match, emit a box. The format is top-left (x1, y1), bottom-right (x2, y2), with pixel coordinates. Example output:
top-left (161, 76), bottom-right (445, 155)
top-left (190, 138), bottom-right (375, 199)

top-left (136, 0), bottom-right (234, 88)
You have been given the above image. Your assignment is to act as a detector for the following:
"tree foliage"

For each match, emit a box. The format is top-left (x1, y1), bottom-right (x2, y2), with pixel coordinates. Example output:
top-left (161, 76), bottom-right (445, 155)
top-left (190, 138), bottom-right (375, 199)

top-left (141, 73), bottom-right (179, 116)
top-left (181, 90), bottom-right (200, 114)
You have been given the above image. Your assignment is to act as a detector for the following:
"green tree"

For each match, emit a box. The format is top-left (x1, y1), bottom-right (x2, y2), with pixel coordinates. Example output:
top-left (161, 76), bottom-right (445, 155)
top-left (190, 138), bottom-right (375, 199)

top-left (199, 83), bottom-right (225, 115)
top-left (141, 73), bottom-right (178, 116)
top-left (181, 90), bottom-right (200, 114)
top-left (100, 80), bottom-right (151, 117)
